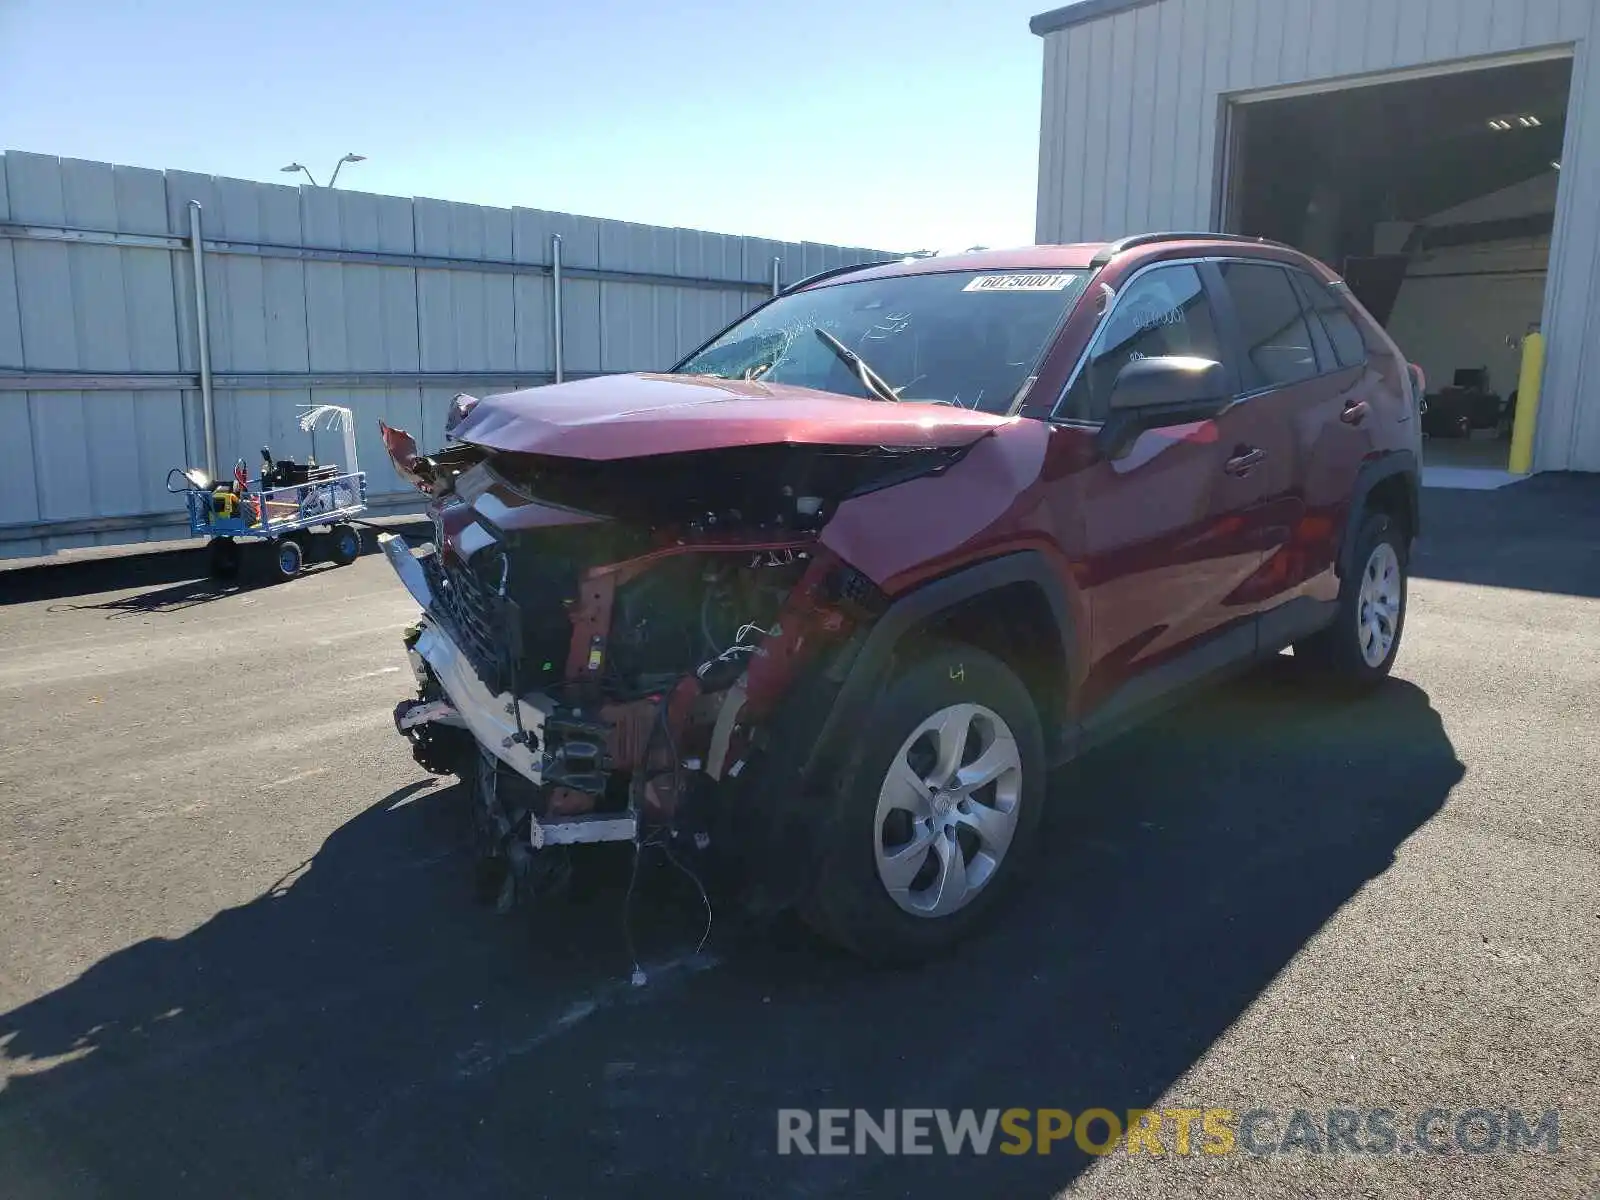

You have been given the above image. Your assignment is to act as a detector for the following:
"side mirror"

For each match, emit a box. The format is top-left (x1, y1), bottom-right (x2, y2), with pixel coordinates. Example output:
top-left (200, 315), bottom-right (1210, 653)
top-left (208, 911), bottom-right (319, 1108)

top-left (1098, 356), bottom-right (1231, 459)
top-left (444, 391), bottom-right (481, 439)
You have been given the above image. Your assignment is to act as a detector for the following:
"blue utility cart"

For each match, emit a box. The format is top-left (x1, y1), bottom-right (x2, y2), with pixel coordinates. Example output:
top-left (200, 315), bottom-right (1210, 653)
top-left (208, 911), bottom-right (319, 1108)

top-left (169, 404), bottom-right (368, 580)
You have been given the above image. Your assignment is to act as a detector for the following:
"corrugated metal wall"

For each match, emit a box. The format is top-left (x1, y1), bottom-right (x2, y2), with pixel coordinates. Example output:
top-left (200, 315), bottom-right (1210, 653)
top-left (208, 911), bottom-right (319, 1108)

top-left (1035, 0), bottom-right (1600, 474)
top-left (0, 152), bottom-right (891, 558)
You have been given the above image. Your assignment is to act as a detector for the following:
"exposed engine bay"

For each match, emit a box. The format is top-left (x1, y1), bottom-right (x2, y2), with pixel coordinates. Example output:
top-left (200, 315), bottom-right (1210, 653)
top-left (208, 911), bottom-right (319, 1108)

top-left (379, 419), bottom-right (944, 919)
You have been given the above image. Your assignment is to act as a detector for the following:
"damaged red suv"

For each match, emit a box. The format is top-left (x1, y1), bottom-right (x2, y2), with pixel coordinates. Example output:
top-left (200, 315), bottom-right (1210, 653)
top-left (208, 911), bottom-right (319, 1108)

top-left (378, 233), bottom-right (1421, 962)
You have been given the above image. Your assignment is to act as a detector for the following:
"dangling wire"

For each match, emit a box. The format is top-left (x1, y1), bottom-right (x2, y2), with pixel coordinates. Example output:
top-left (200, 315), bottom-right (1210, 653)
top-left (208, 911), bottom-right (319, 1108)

top-left (695, 622), bottom-right (774, 683)
top-left (624, 835), bottom-right (647, 987)
top-left (663, 836), bottom-right (713, 953)
top-left (621, 680), bottom-right (715, 981)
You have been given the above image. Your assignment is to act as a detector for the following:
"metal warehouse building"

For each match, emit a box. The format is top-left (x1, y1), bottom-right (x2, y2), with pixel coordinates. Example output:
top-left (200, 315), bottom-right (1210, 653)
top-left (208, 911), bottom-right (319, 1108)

top-left (0, 152), bottom-right (887, 557)
top-left (1031, 0), bottom-right (1600, 477)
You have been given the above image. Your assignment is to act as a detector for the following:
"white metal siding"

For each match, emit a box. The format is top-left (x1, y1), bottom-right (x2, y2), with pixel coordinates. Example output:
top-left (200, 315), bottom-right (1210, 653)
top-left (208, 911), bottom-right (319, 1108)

top-left (0, 153), bottom-right (890, 557)
top-left (1036, 0), bottom-right (1600, 472)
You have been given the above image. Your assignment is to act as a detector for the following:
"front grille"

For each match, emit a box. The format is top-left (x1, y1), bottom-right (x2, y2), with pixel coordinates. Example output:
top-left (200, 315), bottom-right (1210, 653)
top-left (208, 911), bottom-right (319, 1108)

top-left (422, 537), bottom-right (581, 695)
top-left (423, 551), bottom-right (507, 692)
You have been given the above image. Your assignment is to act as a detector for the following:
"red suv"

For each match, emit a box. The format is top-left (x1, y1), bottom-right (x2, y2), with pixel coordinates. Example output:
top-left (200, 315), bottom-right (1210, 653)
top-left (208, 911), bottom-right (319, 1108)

top-left (379, 233), bottom-right (1421, 962)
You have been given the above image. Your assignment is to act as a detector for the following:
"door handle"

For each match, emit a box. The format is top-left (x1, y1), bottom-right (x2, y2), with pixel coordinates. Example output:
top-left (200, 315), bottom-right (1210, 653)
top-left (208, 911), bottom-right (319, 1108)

top-left (1341, 398), bottom-right (1370, 425)
top-left (1224, 447), bottom-right (1265, 476)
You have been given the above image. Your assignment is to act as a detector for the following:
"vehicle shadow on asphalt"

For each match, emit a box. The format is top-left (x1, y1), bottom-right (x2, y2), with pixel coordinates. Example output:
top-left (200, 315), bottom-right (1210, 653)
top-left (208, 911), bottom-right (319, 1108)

top-left (3, 547), bottom-right (218, 608)
top-left (40, 567), bottom-right (349, 618)
top-left (43, 576), bottom-right (248, 617)
top-left (0, 520), bottom-right (431, 609)
top-left (0, 660), bottom-right (1463, 1199)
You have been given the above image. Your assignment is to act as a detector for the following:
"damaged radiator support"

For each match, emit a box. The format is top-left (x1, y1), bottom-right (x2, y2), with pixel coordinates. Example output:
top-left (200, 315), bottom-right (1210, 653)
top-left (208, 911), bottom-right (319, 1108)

top-left (376, 420), bottom-right (892, 907)
top-left (399, 614), bottom-right (646, 849)
top-left (540, 712), bottom-right (613, 795)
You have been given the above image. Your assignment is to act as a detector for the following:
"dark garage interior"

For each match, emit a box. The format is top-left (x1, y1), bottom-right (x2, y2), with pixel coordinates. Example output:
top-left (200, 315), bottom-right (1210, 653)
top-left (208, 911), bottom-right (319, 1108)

top-left (1226, 57), bottom-right (1574, 474)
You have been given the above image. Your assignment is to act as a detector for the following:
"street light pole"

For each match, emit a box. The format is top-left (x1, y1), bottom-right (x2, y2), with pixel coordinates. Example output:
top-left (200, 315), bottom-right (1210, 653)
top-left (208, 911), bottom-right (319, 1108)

top-left (279, 153), bottom-right (366, 188)
top-left (327, 153), bottom-right (366, 188)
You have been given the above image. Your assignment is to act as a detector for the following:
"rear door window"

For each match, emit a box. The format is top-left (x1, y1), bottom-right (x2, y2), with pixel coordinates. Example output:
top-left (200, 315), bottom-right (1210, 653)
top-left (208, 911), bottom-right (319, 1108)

top-left (1218, 261), bottom-right (1319, 391)
top-left (1056, 263), bottom-right (1224, 422)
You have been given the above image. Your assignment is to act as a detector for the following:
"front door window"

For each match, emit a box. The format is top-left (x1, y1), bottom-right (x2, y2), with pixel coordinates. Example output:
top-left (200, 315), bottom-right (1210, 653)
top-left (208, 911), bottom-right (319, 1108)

top-left (1055, 264), bottom-right (1225, 422)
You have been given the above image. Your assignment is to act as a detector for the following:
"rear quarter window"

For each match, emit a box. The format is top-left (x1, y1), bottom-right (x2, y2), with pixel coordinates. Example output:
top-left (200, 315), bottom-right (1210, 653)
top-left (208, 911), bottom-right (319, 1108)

top-left (1291, 271), bottom-right (1368, 370)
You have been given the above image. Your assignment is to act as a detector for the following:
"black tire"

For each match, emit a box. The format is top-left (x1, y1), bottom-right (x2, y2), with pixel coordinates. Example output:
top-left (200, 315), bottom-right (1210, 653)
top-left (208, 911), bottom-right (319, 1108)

top-left (1295, 512), bottom-right (1408, 688)
top-left (207, 536), bottom-right (240, 580)
top-left (273, 537), bottom-right (305, 581)
top-left (330, 522), bottom-right (362, 565)
top-left (804, 644), bottom-right (1046, 965)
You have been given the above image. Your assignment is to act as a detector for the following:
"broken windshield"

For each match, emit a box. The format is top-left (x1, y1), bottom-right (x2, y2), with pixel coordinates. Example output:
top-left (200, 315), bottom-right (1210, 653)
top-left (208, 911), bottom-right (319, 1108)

top-left (673, 269), bottom-right (1090, 414)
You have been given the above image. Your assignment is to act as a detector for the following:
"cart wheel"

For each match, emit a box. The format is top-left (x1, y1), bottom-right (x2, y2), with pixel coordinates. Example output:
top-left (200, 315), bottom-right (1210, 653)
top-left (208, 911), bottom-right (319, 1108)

top-left (274, 538), bottom-right (305, 581)
top-left (330, 523), bottom-right (362, 565)
top-left (207, 536), bottom-right (240, 580)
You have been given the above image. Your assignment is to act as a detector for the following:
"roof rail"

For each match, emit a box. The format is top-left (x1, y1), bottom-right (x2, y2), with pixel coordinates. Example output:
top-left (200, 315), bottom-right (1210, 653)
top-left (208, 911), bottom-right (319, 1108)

top-left (1090, 231), bottom-right (1297, 267)
top-left (782, 259), bottom-right (902, 294)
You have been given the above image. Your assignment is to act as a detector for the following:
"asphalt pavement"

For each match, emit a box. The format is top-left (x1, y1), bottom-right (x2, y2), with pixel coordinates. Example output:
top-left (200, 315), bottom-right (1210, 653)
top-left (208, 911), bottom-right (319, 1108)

top-left (1, 477), bottom-right (1597, 1199)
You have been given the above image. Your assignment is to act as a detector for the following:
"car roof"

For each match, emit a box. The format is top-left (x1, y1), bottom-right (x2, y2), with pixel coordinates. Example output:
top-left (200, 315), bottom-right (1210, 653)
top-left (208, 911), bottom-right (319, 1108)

top-left (797, 245), bottom-right (1105, 288)
top-left (796, 236), bottom-right (1331, 290)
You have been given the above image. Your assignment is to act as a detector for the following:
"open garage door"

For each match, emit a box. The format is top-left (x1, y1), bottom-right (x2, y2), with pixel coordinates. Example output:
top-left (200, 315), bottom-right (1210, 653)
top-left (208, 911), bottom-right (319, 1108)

top-left (1222, 56), bottom-right (1574, 481)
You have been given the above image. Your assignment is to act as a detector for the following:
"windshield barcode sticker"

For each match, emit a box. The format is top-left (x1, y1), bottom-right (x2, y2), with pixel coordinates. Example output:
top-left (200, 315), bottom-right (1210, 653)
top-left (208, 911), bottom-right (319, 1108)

top-left (963, 273), bottom-right (1078, 292)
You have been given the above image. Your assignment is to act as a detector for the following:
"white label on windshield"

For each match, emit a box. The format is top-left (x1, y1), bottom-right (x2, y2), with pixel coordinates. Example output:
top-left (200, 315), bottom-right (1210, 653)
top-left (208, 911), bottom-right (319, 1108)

top-left (963, 273), bottom-right (1078, 292)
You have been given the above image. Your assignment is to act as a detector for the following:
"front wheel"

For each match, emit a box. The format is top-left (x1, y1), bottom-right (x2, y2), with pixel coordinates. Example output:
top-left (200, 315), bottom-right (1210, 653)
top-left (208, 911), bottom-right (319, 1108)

top-left (805, 645), bottom-right (1046, 964)
top-left (273, 537), bottom-right (305, 581)
top-left (1296, 512), bottom-right (1408, 687)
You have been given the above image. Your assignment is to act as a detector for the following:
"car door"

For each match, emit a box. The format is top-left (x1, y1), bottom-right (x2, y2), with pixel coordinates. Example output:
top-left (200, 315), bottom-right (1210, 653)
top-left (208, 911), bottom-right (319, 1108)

top-left (1206, 260), bottom-right (1324, 613)
top-left (1045, 259), bottom-right (1272, 730)
top-left (1211, 260), bottom-right (1376, 644)
top-left (1289, 267), bottom-right (1386, 594)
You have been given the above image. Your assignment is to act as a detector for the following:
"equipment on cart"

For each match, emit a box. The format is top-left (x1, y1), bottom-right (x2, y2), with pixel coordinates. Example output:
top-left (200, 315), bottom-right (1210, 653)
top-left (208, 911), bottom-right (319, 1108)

top-left (167, 404), bottom-right (368, 581)
top-left (1422, 367), bottom-right (1507, 439)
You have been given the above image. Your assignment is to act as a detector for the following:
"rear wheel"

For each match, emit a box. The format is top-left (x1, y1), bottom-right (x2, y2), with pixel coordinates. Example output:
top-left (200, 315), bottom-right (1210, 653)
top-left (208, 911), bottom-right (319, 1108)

top-left (207, 536), bottom-right (239, 580)
top-left (1296, 512), bottom-right (1407, 687)
top-left (805, 645), bottom-right (1045, 964)
top-left (330, 522), bottom-right (362, 565)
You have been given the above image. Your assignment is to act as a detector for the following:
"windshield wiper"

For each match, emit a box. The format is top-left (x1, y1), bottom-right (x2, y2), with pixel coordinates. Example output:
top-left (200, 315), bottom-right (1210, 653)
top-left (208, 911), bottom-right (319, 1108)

top-left (814, 328), bottom-right (900, 403)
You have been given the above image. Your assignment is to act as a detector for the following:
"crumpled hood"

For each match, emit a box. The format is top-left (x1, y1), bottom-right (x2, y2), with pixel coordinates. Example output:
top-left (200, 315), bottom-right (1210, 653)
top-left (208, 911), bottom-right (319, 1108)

top-left (447, 372), bottom-right (1014, 460)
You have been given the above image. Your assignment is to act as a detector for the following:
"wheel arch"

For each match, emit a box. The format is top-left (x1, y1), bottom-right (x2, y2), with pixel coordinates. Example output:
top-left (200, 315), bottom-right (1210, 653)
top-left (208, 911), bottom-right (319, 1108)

top-left (1340, 451), bottom-right (1419, 581)
top-left (805, 551), bottom-right (1076, 784)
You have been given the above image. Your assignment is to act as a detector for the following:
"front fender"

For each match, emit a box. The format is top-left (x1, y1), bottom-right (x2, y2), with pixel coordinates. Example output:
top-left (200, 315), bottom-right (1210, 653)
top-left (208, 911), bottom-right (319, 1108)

top-left (803, 550), bottom-right (1076, 784)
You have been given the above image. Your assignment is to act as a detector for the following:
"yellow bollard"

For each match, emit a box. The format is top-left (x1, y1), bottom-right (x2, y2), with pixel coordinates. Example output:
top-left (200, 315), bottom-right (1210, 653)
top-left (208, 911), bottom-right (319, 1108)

top-left (1508, 330), bottom-right (1544, 475)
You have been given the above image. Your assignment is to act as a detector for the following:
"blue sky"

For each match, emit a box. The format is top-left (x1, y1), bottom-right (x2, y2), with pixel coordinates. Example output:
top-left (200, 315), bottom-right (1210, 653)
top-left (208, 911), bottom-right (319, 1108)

top-left (0, 0), bottom-right (1051, 251)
